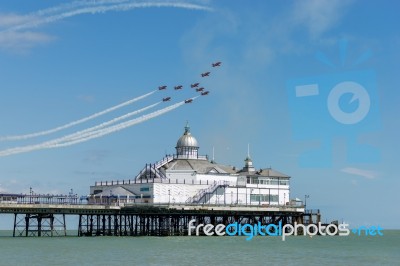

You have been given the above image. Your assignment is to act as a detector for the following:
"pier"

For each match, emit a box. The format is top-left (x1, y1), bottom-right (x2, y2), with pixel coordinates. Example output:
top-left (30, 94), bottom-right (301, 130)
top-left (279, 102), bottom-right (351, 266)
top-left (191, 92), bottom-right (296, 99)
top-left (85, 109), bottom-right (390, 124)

top-left (0, 122), bottom-right (326, 238)
top-left (0, 194), bottom-right (321, 237)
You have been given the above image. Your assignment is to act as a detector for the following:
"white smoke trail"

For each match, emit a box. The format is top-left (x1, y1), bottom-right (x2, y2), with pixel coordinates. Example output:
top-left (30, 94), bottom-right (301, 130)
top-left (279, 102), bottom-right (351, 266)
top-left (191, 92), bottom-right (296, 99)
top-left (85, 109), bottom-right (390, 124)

top-left (1, 102), bottom-right (162, 156)
top-left (35, 1), bottom-right (103, 16)
top-left (0, 98), bottom-right (195, 157)
top-left (0, 1), bottom-right (125, 28)
top-left (49, 100), bottom-right (187, 148)
top-left (3, 1), bottom-right (212, 33)
top-left (35, 0), bottom-right (132, 17)
top-left (51, 101), bottom-right (161, 143)
top-left (0, 102), bottom-right (161, 156)
top-left (0, 90), bottom-right (156, 141)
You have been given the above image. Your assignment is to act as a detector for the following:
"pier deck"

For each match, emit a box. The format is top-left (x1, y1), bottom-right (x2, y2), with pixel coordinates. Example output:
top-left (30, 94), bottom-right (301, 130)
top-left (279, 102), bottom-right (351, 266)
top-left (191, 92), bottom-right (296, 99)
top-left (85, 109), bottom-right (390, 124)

top-left (0, 203), bottom-right (319, 237)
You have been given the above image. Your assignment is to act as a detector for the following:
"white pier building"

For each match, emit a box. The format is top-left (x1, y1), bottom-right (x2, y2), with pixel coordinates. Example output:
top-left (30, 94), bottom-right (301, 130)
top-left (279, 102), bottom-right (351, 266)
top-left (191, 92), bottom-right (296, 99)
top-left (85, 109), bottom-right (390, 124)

top-left (89, 124), bottom-right (292, 206)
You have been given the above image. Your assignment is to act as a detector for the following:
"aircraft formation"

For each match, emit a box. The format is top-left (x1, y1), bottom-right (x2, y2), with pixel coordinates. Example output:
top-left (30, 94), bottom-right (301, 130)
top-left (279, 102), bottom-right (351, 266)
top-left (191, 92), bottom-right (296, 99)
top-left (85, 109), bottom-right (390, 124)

top-left (0, 61), bottom-right (222, 156)
top-left (159, 61), bottom-right (221, 103)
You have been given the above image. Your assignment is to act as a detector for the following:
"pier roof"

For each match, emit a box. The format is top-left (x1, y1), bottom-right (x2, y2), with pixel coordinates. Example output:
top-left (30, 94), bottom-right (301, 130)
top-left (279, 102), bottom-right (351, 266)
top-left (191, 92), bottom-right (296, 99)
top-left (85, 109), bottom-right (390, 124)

top-left (257, 168), bottom-right (290, 178)
top-left (164, 159), bottom-right (237, 174)
top-left (236, 167), bottom-right (290, 178)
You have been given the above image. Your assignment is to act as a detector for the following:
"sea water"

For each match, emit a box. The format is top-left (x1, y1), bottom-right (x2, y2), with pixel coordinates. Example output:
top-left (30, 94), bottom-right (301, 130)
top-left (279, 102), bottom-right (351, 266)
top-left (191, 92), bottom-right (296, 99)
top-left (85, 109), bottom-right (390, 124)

top-left (0, 230), bottom-right (399, 265)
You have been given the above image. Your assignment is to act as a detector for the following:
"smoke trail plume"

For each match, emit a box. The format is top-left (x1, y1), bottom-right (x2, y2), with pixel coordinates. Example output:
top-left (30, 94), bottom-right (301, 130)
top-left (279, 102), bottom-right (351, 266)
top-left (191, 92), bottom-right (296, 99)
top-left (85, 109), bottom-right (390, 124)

top-left (2, 1), bottom-right (212, 33)
top-left (0, 101), bottom-right (161, 155)
top-left (49, 100), bottom-right (186, 148)
top-left (48, 101), bottom-right (161, 143)
top-left (0, 98), bottom-right (195, 157)
top-left (0, 90), bottom-right (156, 141)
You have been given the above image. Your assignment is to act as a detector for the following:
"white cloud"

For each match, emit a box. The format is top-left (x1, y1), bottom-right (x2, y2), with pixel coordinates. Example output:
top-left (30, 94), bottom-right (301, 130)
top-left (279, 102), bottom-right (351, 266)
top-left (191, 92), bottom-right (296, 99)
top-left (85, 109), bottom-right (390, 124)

top-left (243, 41), bottom-right (274, 66)
top-left (341, 167), bottom-right (379, 180)
top-left (0, 13), bottom-right (35, 27)
top-left (0, 31), bottom-right (54, 53)
top-left (77, 94), bottom-right (96, 103)
top-left (0, 178), bottom-right (24, 193)
top-left (4, 2), bottom-right (212, 33)
top-left (0, 13), bottom-right (54, 52)
top-left (351, 179), bottom-right (358, 186)
top-left (0, 1), bottom-right (212, 52)
top-left (83, 149), bottom-right (110, 165)
top-left (291, 0), bottom-right (354, 37)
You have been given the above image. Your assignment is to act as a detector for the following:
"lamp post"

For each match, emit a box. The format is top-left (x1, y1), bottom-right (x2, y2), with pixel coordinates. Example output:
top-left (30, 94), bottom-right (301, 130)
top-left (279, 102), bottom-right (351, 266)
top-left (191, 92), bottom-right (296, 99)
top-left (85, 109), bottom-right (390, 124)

top-left (304, 195), bottom-right (310, 211)
top-left (250, 189), bottom-right (254, 205)
top-left (69, 188), bottom-right (73, 204)
top-left (168, 189), bottom-right (171, 204)
top-left (29, 187), bottom-right (32, 204)
top-left (245, 188), bottom-right (247, 206)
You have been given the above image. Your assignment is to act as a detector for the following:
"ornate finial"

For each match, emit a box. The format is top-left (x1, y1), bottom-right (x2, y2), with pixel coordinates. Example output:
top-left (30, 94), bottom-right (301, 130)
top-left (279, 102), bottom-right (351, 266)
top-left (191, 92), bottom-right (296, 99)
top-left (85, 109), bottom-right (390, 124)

top-left (245, 143), bottom-right (252, 161)
top-left (184, 121), bottom-right (190, 134)
top-left (211, 146), bottom-right (215, 163)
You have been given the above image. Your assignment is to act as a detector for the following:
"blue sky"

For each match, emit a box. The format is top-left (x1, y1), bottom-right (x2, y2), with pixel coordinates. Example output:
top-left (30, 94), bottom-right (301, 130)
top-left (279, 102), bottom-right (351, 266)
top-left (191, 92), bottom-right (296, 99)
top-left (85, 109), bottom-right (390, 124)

top-left (0, 0), bottom-right (399, 229)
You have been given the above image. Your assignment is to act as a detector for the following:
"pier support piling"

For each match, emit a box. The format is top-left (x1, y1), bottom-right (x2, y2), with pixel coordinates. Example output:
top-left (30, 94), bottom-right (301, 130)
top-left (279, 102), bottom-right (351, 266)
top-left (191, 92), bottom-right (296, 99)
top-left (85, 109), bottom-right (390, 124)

top-left (13, 213), bottom-right (66, 237)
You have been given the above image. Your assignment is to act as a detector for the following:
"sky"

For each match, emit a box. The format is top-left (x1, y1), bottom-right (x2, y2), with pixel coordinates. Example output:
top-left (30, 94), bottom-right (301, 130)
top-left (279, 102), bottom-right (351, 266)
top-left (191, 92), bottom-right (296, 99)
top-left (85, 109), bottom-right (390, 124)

top-left (0, 0), bottom-right (399, 229)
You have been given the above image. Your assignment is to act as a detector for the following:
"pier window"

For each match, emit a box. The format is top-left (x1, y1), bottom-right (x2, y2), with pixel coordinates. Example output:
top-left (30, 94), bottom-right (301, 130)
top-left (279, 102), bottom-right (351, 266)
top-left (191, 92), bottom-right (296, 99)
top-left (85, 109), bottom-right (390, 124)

top-left (140, 187), bottom-right (150, 192)
top-left (249, 178), bottom-right (288, 186)
top-left (279, 180), bottom-right (289, 185)
top-left (259, 179), bottom-right (269, 185)
top-left (134, 195), bottom-right (151, 199)
top-left (250, 194), bottom-right (279, 203)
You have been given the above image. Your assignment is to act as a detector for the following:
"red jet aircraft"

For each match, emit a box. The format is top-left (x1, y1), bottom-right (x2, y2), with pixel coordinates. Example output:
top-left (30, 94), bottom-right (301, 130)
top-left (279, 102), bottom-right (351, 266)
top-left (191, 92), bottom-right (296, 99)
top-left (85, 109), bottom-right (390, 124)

top-left (212, 61), bottom-right (221, 67)
top-left (174, 85), bottom-right (183, 90)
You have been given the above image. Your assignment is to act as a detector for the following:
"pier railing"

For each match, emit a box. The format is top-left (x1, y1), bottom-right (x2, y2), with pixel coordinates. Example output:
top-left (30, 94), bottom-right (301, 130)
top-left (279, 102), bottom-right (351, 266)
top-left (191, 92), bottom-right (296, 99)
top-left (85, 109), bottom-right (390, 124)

top-left (130, 154), bottom-right (209, 181)
top-left (304, 209), bottom-right (320, 214)
top-left (0, 197), bottom-right (306, 215)
top-left (154, 155), bottom-right (174, 168)
top-left (94, 178), bottom-right (230, 186)
top-left (0, 193), bottom-right (80, 205)
top-left (185, 180), bottom-right (230, 203)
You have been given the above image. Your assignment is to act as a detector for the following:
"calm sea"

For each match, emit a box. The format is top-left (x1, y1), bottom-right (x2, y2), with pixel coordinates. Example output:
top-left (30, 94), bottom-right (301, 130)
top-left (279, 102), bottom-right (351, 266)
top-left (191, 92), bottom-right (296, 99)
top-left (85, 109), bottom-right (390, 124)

top-left (0, 230), bottom-right (399, 265)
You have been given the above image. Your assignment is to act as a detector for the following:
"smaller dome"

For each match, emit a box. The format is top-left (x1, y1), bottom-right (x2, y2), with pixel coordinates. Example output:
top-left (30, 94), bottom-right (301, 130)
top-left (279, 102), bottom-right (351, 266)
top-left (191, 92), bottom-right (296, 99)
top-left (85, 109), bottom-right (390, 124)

top-left (176, 123), bottom-right (198, 148)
